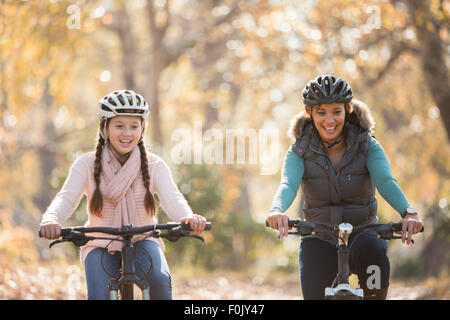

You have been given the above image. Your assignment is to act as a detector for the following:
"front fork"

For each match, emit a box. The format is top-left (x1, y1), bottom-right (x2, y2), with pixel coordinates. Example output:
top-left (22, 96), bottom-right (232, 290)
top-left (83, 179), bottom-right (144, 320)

top-left (108, 284), bottom-right (150, 300)
top-left (109, 288), bottom-right (119, 300)
top-left (108, 239), bottom-right (151, 300)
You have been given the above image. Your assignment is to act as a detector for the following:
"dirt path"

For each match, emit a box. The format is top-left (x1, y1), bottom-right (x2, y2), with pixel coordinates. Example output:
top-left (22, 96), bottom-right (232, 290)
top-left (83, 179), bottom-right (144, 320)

top-left (172, 271), bottom-right (439, 300)
top-left (172, 272), bottom-right (301, 300)
top-left (1, 264), bottom-right (445, 300)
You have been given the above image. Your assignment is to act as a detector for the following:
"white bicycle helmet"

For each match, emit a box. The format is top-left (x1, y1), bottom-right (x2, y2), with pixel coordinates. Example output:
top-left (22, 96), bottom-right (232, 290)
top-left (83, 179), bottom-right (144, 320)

top-left (98, 90), bottom-right (149, 140)
top-left (98, 89), bottom-right (149, 121)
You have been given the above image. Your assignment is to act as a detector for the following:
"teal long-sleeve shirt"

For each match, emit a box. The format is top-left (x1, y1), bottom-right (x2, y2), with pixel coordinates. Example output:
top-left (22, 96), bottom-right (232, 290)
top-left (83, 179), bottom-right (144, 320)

top-left (270, 136), bottom-right (410, 218)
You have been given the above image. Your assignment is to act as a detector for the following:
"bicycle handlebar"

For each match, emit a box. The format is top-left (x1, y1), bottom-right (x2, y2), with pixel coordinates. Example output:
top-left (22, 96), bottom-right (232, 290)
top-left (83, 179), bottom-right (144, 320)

top-left (265, 219), bottom-right (424, 238)
top-left (39, 222), bottom-right (211, 238)
top-left (39, 222), bottom-right (212, 248)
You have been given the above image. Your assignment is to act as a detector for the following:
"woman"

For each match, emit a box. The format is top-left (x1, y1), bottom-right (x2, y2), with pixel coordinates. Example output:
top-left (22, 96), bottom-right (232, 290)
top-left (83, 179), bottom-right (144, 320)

top-left (39, 89), bottom-right (207, 299)
top-left (266, 75), bottom-right (423, 300)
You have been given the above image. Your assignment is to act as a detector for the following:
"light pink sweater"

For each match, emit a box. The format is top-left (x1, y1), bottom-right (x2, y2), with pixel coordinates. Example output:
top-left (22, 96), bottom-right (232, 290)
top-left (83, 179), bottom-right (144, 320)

top-left (40, 150), bottom-right (193, 265)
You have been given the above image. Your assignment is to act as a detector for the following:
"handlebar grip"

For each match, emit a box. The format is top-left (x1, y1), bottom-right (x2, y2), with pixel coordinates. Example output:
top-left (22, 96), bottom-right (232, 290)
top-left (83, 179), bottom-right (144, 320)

top-left (181, 222), bottom-right (211, 231)
top-left (60, 228), bottom-right (72, 236)
top-left (38, 228), bottom-right (72, 238)
top-left (392, 223), bottom-right (424, 233)
top-left (266, 219), bottom-right (299, 227)
top-left (288, 220), bottom-right (299, 227)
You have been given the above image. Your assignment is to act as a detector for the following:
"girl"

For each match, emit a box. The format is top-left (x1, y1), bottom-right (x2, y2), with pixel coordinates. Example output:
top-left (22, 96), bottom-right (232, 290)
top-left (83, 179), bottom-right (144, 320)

top-left (267, 75), bottom-right (423, 300)
top-left (39, 89), bottom-right (207, 299)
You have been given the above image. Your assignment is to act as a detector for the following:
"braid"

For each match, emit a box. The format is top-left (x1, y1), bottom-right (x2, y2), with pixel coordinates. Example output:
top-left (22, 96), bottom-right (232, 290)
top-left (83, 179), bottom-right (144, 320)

top-left (89, 132), bottom-right (105, 217)
top-left (138, 140), bottom-right (156, 217)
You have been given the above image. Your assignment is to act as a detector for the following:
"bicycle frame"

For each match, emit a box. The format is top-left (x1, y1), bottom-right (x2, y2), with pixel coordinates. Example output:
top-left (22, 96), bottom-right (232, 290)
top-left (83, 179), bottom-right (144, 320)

top-left (41, 222), bottom-right (211, 300)
top-left (266, 219), bottom-right (421, 300)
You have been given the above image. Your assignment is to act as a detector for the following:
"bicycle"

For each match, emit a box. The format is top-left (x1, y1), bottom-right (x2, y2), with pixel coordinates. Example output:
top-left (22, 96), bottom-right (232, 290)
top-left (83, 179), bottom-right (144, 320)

top-left (266, 219), bottom-right (424, 300)
top-left (39, 222), bottom-right (211, 300)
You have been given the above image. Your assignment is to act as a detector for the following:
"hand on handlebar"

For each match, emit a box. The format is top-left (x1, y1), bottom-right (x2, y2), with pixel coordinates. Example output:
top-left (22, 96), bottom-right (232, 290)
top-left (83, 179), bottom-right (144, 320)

top-left (39, 223), bottom-right (61, 240)
top-left (397, 214), bottom-right (424, 245)
top-left (180, 214), bottom-right (207, 236)
top-left (266, 212), bottom-right (291, 239)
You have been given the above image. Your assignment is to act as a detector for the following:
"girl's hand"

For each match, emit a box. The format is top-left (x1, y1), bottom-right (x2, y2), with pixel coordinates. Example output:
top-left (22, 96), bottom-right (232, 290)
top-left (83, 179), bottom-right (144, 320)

top-left (397, 213), bottom-right (423, 245)
top-left (181, 214), bottom-right (207, 236)
top-left (266, 211), bottom-right (291, 239)
top-left (39, 223), bottom-right (61, 240)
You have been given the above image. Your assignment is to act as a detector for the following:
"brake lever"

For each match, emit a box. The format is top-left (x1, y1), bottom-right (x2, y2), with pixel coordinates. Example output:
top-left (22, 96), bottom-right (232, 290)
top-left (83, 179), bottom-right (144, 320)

top-left (49, 232), bottom-right (93, 248)
top-left (185, 233), bottom-right (205, 242)
top-left (394, 235), bottom-right (414, 244)
top-left (160, 229), bottom-right (182, 242)
top-left (378, 233), bottom-right (414, 244)
top-left (49, 239), bottom-right (67, 248)
top-left (160, 229), bottom-right (206, 242)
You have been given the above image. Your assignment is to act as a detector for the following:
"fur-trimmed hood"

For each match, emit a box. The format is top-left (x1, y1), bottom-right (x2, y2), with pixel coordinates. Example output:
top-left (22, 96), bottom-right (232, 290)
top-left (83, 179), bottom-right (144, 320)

top-left (288, 99), bottom-right (375, 141)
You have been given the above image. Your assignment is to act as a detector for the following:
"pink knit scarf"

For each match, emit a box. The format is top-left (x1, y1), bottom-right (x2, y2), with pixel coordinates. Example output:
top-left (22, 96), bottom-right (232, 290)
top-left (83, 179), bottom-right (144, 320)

top-left (101, 144), bottom-right (141, 252)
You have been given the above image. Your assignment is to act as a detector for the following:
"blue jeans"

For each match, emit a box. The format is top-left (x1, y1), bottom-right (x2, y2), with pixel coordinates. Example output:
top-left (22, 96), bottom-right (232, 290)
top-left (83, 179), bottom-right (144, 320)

top-left (299, 231), bottom-right (390, 300)
top-left (84, 240), bottom-right (172, 300)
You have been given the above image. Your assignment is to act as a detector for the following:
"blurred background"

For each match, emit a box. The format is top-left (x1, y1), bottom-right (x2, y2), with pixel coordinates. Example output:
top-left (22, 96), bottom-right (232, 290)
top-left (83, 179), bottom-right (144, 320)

top-left (0, 0), bottom-right (449, 299)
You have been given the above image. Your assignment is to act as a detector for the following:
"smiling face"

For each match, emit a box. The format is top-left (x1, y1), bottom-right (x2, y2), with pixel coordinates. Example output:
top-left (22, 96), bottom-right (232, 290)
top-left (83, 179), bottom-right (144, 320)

top-left (307, 102), bottom-right (346, 143)
top-left (105, 115), bottom-right (144, 156)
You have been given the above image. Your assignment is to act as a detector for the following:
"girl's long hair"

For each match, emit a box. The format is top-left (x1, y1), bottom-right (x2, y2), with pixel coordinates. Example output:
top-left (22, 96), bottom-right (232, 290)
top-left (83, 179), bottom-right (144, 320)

top-left (89, 118), bottom-right (156, 217)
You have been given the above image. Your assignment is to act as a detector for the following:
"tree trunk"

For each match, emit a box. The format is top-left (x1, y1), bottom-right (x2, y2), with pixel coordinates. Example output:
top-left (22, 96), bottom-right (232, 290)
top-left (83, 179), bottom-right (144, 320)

top-left (408, 0), bottom-right (450, 141)
top-left (33, 78), bottom-right (58, 213)
top-left (115, 3), bottom-right (136, 89)
top-left (145, 0), bottom-right (169, 147)
top-left (147, 52), bottom-right (165, 146)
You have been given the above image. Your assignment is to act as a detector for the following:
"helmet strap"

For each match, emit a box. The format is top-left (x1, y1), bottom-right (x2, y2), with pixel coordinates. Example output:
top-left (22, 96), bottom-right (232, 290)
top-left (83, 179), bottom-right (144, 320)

top-left (310, 114), bottom-right (345, 149)
top-left (325, 131), bottom-right (343, 149)
top-left (138, 121), bottom-right (145, 144)
top-left (100, 119), bottom-right (109, 143)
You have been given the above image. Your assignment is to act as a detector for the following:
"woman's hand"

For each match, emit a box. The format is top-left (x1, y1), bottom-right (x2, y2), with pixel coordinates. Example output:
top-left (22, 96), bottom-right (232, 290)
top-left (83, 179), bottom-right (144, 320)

top-left (397, 213), bottom-right (423, 245)
top-left (181, 214), bottom-right (207, 236)
top-left (39, 223), bottom-right (61, 240)
top-left (266, 211), bottom-right (291, 239)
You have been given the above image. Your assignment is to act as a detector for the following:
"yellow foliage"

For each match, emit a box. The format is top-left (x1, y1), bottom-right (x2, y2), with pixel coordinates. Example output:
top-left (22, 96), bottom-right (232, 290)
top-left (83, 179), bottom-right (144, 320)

top-left (0, 209), bottom-right (39, 266)
top-left (0, 0), bottom-right (448, 297)
top-left (0, 151), bottom-right (38, 206)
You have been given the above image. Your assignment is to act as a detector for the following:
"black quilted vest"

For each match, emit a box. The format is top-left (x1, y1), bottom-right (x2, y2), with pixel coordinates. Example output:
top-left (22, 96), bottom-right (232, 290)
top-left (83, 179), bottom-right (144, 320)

top-left (291, 122), bottom-right (378, 245)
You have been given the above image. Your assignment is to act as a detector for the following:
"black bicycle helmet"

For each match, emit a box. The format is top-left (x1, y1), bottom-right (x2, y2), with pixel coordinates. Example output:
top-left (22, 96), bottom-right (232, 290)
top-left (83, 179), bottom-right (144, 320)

top-left (302, 75), bottom-right (353, 107)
